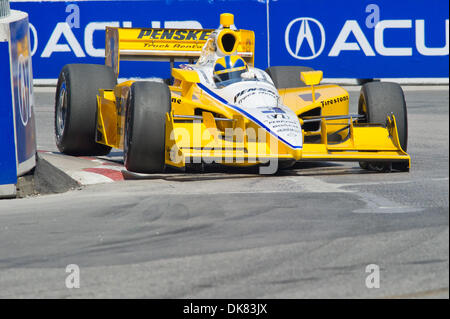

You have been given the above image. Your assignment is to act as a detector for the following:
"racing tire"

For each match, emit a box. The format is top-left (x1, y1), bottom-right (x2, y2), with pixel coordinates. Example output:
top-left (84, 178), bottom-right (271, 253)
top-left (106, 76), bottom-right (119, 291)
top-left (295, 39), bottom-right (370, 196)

top-left (55, 64), bottom-right (115, 156)
top-left (124, 81), bottom-right (171, 173)
top-left (265, 66), bottom-right (314, 89)
top-left (358, 82), bottom-right (409, 172)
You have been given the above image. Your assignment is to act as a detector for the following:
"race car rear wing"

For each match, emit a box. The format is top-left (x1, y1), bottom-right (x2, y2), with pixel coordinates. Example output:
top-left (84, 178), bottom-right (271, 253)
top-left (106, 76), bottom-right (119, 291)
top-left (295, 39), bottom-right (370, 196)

top-left (105, 27), bottom-right (255, 78)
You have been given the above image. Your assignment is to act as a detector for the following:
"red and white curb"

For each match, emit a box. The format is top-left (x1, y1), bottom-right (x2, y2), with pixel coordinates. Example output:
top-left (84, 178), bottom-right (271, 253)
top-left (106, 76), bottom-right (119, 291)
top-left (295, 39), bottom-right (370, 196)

top-left (39, 151), bottom-right (126, 185)
top-left (76, 156), bottom-right (125, 184)
top-left (71, 163), bottom-right (125, 185)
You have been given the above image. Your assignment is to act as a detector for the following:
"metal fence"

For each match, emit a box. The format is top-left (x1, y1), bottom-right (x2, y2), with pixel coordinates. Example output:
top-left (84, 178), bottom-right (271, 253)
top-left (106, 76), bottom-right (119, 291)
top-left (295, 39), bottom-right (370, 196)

top-left (0, 0), bottom-right (10, 18)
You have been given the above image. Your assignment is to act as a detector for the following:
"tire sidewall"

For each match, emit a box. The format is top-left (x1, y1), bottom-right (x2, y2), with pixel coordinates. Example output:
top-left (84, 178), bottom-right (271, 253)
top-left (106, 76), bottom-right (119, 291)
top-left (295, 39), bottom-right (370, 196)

top-left (55, 66), bottom-right (77, 153)
top-left (359, 82), bottom-right (408, 151)
top-left (54, 64), bottom-right (115, 155)
top-left (124, 82), bottom-right (171, 173)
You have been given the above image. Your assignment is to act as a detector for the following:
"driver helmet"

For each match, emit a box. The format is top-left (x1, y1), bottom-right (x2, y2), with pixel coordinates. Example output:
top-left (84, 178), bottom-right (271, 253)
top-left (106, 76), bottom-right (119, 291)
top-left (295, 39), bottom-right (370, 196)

top-left (213, 55), bottom-right (248, 86)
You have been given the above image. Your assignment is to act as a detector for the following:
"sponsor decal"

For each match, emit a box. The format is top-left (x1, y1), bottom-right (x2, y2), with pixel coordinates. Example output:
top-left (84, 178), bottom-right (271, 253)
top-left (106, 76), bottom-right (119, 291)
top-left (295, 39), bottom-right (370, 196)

top-left (33, 19), bottom-right (208, 59)
top-left (180, 64), bottom-right (194, 70)
top-left (17, 53), bottom-right (33, 126)
top-left (234, 88), bottom-right (278, 105)
top-left (286, 16), bottom-right (449, 59)
top-left (320, 95), bottom-right (349, 107)
top-left (266, 113), bottom-right (289, 120)
top-left (8, 1), bottom-right (448, 79)
top-left (199, 83), bottom-right (302, 150)
top-left (141, 32), bottom-right (210, 50)
top-left (137, 29), bottom-right (211, 41)
top-left (263, 117), bottom-right (302, 136)
top-left (259, 106), bottom-right (286, 114)
top-left (171, 97), bottom-right (182, 104)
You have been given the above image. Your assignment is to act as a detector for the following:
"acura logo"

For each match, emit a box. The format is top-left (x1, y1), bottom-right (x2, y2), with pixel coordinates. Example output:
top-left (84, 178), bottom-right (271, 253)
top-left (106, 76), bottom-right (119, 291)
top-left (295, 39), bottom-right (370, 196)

top-left (17, 54), bottom-right (33, 127)
top-left (285, 17), bottom-right (326, 60)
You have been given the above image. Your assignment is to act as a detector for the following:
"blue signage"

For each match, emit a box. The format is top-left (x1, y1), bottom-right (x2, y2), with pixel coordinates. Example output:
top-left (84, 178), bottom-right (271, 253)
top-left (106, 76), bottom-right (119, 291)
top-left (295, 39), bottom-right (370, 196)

top-left (0, 41), bottom-right (17, 186)
top-left (271, 0), bottom-right (449, 78)
top-left (9, 15), bottom-right (37, 167)
top-left (10, 0), bottom-right (449, 80)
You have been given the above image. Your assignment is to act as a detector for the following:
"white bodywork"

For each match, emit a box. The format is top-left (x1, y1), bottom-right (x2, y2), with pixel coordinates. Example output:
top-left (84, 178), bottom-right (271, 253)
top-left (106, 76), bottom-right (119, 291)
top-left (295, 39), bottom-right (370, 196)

top-left (181, 63), bottom-right (303, 150)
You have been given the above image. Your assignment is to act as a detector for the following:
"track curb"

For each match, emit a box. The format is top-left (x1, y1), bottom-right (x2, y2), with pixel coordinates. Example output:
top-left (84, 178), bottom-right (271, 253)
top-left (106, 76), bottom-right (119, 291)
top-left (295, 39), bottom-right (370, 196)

top-left (16, 152), bottom-right (80, 198)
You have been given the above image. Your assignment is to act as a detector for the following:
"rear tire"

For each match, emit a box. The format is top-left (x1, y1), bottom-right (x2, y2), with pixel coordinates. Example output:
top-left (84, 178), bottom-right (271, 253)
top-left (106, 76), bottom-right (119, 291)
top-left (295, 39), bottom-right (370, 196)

top-left (265, 66), bottom-right (314, 89)
top-left (55, 64), bottom-right (115, 155)
top-left (124, 82), bottom-right (171, 173)
top-left (358, 82), bottom-right (409, 172)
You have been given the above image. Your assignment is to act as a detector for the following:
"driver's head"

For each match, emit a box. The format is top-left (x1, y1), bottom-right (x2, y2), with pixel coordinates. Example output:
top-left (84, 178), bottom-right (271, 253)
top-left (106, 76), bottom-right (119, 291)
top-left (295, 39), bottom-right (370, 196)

top-left (213, 56), bottom-right (248, 86)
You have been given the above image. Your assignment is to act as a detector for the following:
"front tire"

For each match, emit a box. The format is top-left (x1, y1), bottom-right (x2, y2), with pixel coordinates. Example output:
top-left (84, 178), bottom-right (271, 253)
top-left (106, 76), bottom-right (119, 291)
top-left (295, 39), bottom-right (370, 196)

top-left (124, 82), bottom-right (171, 173)
top-left (55, 64), bottom-right (115, 156)
top-left (358, 82), bottom-right (409, 172)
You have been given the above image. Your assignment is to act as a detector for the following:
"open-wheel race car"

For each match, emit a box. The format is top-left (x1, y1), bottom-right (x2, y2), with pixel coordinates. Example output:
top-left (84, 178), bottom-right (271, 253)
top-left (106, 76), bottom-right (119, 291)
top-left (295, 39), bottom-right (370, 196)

top-left (54, 13), bottom-right (410, 174)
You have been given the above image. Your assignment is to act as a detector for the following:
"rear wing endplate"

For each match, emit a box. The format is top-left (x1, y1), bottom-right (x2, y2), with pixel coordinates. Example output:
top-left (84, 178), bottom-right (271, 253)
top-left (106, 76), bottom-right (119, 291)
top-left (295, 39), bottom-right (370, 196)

top-left (105, 27), bottom-right (255, 78)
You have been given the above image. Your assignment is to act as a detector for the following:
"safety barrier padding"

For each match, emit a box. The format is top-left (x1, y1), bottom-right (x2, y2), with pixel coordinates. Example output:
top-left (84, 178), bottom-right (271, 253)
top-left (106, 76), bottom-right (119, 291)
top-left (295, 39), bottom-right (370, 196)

top-left (0, 8), bottom-right (37, 199)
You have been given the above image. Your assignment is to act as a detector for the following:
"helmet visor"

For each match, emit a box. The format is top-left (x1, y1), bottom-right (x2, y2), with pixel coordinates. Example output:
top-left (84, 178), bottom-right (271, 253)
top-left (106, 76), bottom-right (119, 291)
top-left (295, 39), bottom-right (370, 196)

top-left (214, 66), bottom-right (247, 86)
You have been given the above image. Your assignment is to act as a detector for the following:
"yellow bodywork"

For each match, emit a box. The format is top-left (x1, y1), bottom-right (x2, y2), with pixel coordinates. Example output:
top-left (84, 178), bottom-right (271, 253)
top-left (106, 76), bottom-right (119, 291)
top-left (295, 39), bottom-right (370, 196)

top-left (96, 70), bottom-right (410, 170)
top-left (95, 17), bottom-right (410, 171)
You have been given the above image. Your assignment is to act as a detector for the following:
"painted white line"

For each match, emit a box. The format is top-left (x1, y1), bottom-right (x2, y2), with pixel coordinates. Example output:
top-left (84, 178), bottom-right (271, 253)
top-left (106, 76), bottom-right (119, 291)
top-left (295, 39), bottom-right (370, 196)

top-left (339, 177), bottom-right (449, 188)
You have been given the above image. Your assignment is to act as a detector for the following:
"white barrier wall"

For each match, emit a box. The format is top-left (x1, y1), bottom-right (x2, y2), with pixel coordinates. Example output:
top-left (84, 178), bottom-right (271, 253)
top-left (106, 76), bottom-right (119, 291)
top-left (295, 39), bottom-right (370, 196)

top-left (0, 3), bottom-right (36, 198)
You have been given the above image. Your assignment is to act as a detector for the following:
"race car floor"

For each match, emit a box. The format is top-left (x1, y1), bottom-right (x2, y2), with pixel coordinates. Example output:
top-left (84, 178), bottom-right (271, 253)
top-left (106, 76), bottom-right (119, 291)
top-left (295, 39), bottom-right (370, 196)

top-left (0, 86), bottom-right (448, 298)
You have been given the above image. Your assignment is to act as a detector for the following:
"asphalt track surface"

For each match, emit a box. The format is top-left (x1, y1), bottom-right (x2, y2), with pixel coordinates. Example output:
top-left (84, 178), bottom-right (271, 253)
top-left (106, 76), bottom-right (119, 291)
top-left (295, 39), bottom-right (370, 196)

top-left (0, 86), bottom-right (448, 298)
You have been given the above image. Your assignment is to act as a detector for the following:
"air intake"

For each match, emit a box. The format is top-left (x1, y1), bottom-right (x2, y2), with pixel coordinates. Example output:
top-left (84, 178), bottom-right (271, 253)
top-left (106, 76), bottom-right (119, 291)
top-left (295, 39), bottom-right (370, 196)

top-left (300, 107), bottom-right (322, 132)
top-left (221, 33), bottom-right (236, 53)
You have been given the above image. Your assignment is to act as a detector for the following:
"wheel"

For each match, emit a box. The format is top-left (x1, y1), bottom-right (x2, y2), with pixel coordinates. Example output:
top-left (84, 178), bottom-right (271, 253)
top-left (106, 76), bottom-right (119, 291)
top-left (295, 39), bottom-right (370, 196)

top-left (358, 82), bottom-right (409, 172)
top-left (124, 81), bottom-right (171, 173)
top-left (55, 64), bottom-right (115, 155)
top-left (265, 66), bottom-right (314, 89)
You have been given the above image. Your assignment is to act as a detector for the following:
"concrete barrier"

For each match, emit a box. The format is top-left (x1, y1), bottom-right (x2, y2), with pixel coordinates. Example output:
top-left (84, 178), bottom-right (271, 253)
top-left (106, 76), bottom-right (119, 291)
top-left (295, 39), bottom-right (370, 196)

top-left (0, 1), bottom-right (37, 198)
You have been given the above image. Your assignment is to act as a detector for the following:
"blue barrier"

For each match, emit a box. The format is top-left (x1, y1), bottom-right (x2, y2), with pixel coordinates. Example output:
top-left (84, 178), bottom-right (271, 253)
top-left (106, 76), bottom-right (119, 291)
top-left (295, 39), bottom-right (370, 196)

top-left (9, 0), bottom-right (449, 81)
top-left (0, 8), bottom-right (37, 198)
top-left (271, 0), bottom-right (449, 78)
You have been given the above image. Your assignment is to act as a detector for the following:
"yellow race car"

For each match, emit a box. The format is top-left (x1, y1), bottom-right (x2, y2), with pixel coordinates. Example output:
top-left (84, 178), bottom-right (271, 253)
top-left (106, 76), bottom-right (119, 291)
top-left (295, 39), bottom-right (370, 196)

top-left (54, 13), bottom-right (410, 174)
